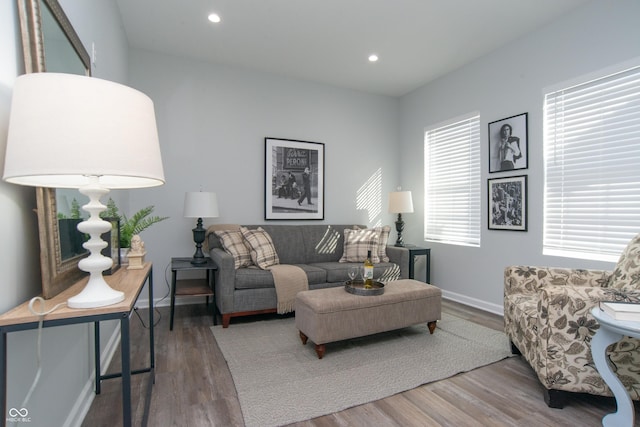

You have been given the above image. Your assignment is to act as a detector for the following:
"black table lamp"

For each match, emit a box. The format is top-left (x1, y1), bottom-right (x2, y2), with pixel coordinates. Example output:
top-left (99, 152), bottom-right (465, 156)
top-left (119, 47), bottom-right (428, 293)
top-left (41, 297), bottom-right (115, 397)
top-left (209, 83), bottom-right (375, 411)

top-left (388, 190), bottom-right (414, 247)
top-left (184, 191), bottom-right (219, 264)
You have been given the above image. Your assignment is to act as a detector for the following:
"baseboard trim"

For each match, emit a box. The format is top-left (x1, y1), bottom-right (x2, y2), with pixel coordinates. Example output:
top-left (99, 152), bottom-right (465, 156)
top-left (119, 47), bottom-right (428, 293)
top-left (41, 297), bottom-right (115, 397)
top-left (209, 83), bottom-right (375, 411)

top-left (441, 289), bottom-right (504, 316)
top-left (136, 292), bottom-right (504, 316)
top-left (63, 324), bottom-right (121, 427)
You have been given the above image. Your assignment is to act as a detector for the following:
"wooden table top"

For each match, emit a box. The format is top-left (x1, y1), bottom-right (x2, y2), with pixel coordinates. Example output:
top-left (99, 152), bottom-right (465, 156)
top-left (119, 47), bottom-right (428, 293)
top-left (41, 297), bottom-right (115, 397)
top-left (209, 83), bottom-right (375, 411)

top-left (0, 263), bottom-right (152, 327)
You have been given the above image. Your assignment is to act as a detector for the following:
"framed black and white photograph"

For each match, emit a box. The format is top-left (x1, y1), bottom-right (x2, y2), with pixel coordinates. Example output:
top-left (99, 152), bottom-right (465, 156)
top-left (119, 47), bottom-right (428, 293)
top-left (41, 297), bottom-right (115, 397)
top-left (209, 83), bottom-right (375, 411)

top-left (488, 112), bottom-right (528, 173)
top-left (488, 175), bottom-right (527, 231)
top-left (265, 137), bottom-right (324, 220)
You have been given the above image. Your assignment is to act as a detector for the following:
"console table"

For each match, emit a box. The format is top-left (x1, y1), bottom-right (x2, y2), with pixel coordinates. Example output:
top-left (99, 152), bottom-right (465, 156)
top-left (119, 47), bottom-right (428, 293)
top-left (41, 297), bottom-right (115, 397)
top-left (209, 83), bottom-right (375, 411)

top-left (0, 263), bottom-right (155, 427)
top-left (591, 307), bottom-right (640, 427)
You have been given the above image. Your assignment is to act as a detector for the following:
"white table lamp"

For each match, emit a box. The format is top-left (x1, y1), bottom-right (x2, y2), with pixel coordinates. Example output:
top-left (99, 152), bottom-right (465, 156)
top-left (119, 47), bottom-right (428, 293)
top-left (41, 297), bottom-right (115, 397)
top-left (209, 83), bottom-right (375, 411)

top-left (184, 191), bottom-right (219, 264)
top-left (3, 73), bottom-right (165, 308)
top-left (388, 190), bottom-right (414, 247)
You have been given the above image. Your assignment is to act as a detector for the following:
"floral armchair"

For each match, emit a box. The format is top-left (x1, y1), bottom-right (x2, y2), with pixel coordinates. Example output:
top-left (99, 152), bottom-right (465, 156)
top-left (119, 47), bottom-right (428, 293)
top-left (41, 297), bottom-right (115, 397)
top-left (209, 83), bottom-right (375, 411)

top-left (504, 234), bottom-right (640, 408)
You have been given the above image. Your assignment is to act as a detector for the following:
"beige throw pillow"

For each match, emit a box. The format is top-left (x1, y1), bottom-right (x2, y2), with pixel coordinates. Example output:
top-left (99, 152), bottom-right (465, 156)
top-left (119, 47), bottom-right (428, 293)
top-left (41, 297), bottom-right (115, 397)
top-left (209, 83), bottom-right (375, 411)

top-left (240, 227), bottom-right (280, 270)
top-left (355, 225), bottom-right (391, 262)
top-left (214, 229), bottom-right (253, 269)
top-left (339, 228), bottom-right (381, 263)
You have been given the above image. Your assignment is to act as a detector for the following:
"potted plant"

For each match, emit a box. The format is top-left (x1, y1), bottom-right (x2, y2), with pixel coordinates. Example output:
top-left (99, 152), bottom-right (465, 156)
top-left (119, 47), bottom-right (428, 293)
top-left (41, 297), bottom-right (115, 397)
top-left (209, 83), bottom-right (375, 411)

top-left (102, 198), bottom-right (169, 259)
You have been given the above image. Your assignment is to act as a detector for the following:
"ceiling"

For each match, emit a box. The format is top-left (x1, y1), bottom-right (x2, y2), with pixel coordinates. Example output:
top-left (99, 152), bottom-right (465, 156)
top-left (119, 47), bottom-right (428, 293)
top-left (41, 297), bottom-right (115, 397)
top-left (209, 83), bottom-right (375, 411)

top-left (115, 0), bottom-right (590, 97)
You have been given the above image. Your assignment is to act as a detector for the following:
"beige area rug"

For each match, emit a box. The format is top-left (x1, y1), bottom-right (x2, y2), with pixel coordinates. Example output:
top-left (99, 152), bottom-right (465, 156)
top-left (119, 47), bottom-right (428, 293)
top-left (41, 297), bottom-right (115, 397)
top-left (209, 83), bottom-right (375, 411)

top-left (211, 313), bottom-right (513, 427)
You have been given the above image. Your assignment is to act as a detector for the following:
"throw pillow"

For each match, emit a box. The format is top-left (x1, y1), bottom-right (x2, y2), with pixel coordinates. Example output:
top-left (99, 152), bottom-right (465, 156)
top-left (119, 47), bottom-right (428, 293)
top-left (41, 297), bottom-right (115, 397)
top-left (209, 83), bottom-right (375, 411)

top-left (339, 228), bottom-right (381, 263)
top-left (214, 229), bottom-right (253, 269)
top-left (240, 226), bottom-right (280, 270)
top-left (607, 233), bottom-right (640, 291)
top-left (354, 225), bottom-right (391, 262)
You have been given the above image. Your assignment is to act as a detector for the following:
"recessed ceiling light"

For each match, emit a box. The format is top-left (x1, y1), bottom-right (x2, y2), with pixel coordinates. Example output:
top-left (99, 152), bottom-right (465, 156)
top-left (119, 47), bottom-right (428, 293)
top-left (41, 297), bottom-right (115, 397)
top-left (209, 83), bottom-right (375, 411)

top-left (368, 54), bottom-right (379, 63)
top-left (208, 13), bottom-right (221, 23)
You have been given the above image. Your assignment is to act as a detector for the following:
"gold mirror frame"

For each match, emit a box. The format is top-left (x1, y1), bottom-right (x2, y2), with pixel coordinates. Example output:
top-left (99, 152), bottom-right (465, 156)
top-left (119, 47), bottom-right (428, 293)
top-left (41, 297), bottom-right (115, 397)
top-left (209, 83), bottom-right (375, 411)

top-left (17, 0), bottom-right (91, 298)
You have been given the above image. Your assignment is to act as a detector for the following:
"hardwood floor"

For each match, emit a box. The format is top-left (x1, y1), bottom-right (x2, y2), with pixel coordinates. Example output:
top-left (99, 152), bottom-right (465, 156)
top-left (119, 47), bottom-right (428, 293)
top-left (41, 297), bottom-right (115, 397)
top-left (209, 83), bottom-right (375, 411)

top-left (82, 300), bottom-right (640, 426)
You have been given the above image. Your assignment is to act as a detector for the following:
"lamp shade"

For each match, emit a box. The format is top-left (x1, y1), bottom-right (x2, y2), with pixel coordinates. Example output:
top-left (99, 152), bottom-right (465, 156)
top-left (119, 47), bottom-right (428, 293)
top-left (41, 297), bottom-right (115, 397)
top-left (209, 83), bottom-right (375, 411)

top-left (3, 73), bottom-right (165, 189)
top-left (389, 191), bottom-right (414, 214)
top-left (184, 192), bottom-right (219, 218)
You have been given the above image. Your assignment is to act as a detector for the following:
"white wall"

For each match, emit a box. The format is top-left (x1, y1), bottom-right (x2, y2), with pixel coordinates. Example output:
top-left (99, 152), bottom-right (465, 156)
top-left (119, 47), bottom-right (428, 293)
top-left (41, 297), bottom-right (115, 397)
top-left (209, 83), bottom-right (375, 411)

top-left (1, 1), bottom-right (129, 426)
top-left (2, 0), bottom-right (639, 424)
top-left (399, 0), bottom-right (640, 313)
top-left (126, 51), bottom-right (401, 300)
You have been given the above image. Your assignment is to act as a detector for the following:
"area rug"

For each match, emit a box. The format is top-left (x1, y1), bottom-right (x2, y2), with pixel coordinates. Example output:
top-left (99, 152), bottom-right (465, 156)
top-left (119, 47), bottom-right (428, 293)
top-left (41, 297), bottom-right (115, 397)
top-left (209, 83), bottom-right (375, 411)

top-left (211, 313), bottom-right (512, 427)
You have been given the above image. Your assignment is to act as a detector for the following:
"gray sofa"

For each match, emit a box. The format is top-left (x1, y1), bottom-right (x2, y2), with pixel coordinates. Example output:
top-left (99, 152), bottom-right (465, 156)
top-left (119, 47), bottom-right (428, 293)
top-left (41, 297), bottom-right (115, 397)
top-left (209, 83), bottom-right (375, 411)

top-left (208, 224), bottom-right (411, 327)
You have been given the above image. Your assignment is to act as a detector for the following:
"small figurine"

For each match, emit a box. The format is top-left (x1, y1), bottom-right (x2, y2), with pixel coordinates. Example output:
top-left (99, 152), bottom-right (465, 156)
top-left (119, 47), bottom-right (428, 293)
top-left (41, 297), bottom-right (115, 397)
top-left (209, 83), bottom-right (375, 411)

top-left (127, 234), bottom-right (146, 269)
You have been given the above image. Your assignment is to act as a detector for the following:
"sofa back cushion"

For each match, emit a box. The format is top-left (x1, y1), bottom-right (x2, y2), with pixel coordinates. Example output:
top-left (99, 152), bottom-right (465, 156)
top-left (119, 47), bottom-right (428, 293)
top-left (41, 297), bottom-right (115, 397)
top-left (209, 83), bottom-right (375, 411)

top-left (231, 224), bottom-right (365, 265)
top-left (608, 233), bottom-right (640, 291)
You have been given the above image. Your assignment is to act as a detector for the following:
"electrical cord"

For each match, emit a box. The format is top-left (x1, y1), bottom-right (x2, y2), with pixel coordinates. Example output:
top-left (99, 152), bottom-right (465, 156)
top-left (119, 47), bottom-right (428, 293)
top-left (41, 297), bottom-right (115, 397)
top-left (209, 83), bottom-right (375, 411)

top-left (131, 261), bottom-right (171, 328)
top-left (21, 297), bottom-right (67, 408)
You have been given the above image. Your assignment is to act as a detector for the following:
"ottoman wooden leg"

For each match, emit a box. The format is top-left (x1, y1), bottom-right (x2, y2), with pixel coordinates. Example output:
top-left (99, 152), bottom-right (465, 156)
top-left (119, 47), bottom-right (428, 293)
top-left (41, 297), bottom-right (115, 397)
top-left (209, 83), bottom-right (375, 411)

top-left (427, 321), bottom-right (437, 334)
top-left (315, 344), bottom-right (326, 359)
top-left (299, 331), bottom-right (308, 345)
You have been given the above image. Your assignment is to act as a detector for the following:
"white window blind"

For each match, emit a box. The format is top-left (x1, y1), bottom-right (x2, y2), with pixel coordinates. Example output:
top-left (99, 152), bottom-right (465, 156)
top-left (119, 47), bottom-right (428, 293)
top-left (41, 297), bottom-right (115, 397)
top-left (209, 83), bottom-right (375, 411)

top-left (424, 114), bottom-right (481, 247)
top-left (544, 64), bottom-right (640, 262)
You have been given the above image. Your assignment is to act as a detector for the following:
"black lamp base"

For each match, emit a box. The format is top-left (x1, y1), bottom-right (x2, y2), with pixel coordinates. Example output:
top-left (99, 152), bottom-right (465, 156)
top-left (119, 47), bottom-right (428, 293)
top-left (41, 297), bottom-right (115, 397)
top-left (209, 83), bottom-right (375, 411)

top-left (191, 217), bottom-right (207, 265)
top-left (394, 213), bottom-right (405, 247)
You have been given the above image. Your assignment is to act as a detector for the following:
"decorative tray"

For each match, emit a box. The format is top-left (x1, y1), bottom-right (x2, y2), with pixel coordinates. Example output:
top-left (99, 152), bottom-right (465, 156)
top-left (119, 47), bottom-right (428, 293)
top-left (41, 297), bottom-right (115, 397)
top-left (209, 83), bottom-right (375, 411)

top-left (345, 280), bottom-right (385, 296)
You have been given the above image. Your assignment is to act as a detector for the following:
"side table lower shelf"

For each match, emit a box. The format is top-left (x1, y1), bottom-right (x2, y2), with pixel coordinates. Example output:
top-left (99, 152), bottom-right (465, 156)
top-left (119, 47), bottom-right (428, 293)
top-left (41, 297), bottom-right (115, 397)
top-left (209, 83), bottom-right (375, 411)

top-left (170, 257), bottom-right (217, 330)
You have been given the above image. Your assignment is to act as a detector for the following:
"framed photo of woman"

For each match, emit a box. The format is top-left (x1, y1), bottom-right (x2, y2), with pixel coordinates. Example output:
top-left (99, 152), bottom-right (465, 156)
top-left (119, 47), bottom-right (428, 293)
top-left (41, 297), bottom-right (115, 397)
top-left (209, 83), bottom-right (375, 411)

top-left (488, 113), bottom-right (528, 173)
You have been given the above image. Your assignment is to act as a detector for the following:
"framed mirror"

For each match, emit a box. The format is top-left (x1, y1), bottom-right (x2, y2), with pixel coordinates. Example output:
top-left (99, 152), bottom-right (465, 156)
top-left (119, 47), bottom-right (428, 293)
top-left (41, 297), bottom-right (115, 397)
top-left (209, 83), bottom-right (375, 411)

top-left (17, 0), bottom-right (92, 298)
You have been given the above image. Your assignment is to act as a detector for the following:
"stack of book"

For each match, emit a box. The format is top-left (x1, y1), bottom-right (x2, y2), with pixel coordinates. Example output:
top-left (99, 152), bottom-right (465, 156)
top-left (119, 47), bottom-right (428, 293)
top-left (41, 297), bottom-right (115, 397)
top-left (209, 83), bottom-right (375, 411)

top-left (600, 302), bottom-right (640, 322)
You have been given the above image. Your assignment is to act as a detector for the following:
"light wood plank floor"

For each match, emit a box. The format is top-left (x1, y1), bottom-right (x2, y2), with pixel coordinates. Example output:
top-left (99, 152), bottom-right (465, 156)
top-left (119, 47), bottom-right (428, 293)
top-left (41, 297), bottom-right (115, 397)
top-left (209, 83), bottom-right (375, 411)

top-left (82, 300), bottom-right (640, 426)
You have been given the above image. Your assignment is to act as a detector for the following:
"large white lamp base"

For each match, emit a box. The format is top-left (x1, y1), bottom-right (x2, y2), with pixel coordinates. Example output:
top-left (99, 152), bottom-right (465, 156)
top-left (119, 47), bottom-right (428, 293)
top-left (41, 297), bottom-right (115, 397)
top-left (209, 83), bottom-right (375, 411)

top-left (67, 177), bottom-right (124, 309)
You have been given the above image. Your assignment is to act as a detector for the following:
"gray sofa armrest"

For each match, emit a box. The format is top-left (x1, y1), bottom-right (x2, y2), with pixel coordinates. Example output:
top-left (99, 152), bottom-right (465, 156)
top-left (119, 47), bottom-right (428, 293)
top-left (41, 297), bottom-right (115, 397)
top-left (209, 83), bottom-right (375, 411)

top-left (386, 246), bottom-right (409, 279)
top-left (210, 247), bottom-right (236, 314)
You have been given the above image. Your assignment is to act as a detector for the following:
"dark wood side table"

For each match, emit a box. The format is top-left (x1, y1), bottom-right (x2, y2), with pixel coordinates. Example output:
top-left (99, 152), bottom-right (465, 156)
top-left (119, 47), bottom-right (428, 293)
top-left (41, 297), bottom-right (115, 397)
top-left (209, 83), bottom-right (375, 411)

top-left (404, 245), bottom-right (431, 283)
top-left (170, 257), bottom-right (217, 330)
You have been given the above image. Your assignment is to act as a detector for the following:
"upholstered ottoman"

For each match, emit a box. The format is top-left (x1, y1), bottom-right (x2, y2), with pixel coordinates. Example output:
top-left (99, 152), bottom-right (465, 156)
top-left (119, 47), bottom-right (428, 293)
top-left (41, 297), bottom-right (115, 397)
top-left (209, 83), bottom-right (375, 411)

top-left (295, 279), bottom-right (442, 359)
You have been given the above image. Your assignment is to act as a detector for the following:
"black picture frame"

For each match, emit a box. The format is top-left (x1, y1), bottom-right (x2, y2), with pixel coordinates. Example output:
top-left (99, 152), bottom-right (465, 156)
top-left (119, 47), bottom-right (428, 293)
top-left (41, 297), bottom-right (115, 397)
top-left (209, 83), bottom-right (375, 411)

top-left (488, 112), bottom-right (528, 173)
top-left (488, 175), bottom-right (527, 231)
top-left (265, 137), bottom-right (325, 220)
top-left (101, 217), bottom-right (121, 274)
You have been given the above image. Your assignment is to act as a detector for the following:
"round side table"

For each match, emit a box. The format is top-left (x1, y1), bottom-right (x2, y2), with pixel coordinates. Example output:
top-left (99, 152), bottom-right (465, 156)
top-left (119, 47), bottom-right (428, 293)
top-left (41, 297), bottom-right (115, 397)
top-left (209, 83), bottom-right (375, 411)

top-left (591, 307), bottom-right (640, 427)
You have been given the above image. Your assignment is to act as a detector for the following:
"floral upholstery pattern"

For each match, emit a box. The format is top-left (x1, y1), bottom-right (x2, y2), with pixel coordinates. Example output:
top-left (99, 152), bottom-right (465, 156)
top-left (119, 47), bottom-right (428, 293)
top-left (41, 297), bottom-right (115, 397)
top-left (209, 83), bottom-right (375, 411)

top-left (504, 263), bottom-right (640, 404)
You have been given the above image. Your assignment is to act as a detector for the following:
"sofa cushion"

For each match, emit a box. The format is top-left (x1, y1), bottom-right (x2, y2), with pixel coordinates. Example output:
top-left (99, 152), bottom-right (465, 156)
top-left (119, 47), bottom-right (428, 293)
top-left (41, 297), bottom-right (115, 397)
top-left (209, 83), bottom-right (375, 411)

top-left (312, 262), bottom-right (396, 283)
top-left (240, 227), bottom-right (280, 269)
top-left (339, 228), bottom-right (381, 263)
top-left (254, 225), bottom-right (307, 264)
top-left (607, 233), bottom-right (640, 291)
top-left (214, 229), bottom-right (253, 269)
top-left (235, 264), bottom-right (327, 289)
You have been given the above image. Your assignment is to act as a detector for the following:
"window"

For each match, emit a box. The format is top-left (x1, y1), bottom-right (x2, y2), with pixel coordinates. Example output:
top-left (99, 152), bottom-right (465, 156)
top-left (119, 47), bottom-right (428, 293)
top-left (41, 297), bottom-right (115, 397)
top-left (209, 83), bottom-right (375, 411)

top-left (424, 113), bottom-right (481, 247)
top-left (544, 63), bottom-right (640, 262)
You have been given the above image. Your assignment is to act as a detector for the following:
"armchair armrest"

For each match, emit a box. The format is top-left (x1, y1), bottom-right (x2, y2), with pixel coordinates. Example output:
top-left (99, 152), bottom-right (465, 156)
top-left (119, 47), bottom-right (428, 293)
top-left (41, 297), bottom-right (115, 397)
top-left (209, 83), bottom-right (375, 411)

top-left (505, 266), bottom-right (612, 297)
